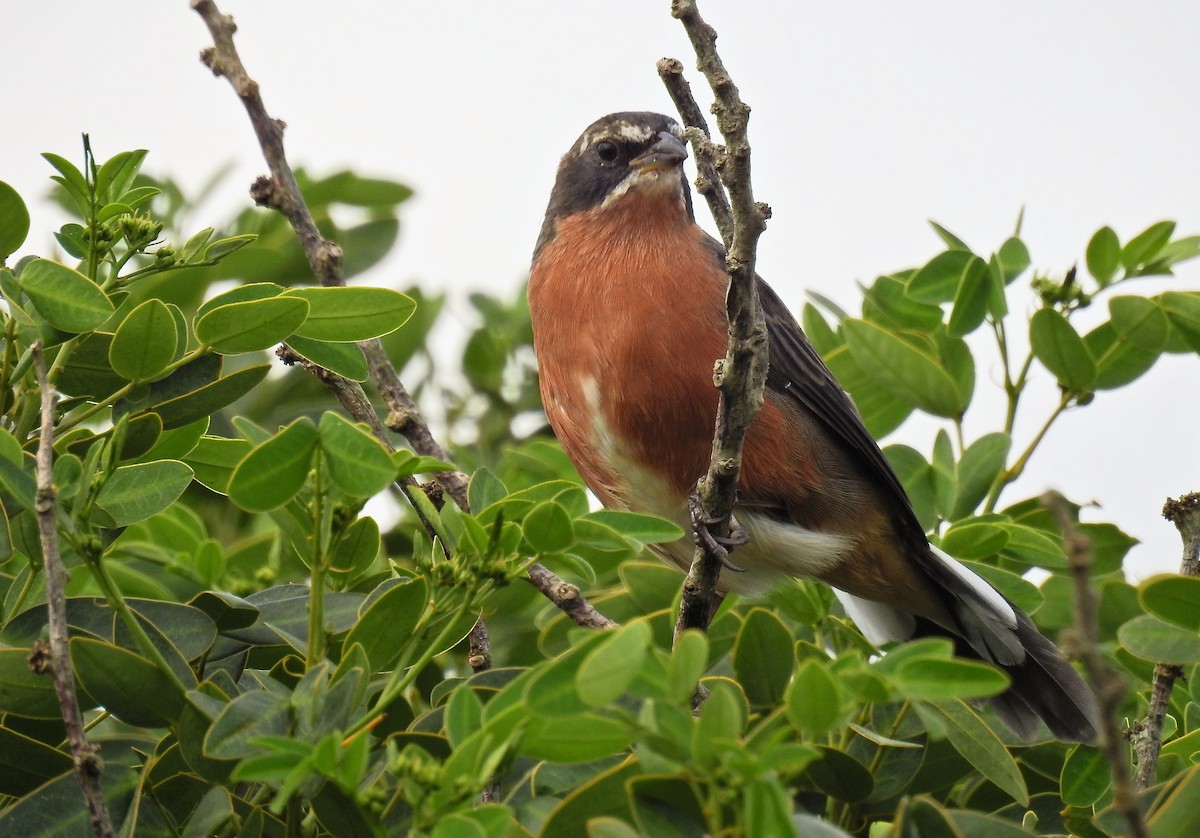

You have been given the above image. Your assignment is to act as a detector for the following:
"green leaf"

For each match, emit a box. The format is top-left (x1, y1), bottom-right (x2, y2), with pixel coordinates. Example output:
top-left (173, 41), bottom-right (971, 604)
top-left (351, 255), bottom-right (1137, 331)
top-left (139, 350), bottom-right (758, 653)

top-left (733, 608), bottom-right (794, 706)
top-left (1085, 226), bottom-right (1121, 285)
top-left (862, 276), bottom-right (944, 332)
top-left (329, 515), bottom-right (381, 577)
top-left (468, 468), bottom-right (508, 511)
top-left (1084, 321), bottom-right (1161, 389)
top-left (41, 152), bottom-right (89, 211)
top-left (894, 658), bottom-right (1009, 701)
top-left (538, 758), bottom-right (639, 838)
top-left (585, 510), bottom-right (683, 546)
top-left (157, 364), bottom-right (270, 429)
top-left (0, 726), bottom-right (73, 797)
top-left (1122, 220), bottom-right (1175, 270)
top-left (923, 700), bottom-right (1028, 806)
top-left (524, 501), bottom-right (576, 554)
top-left (20, 259), bottom-right (114, 332)
top-left (71, 636), bottom-right (191, 726)
top-left (1148, 765), bottom-right (1200, 838)
top-left (883, 445), bottom-right (935, 531)
top-left (576, 620), bottom-right (651, 706)
top-left (842, 320), bottom-right (963, 417)
top-left (205, 689), bottom-right (293, 760)
top-left (0, 180), bottom-right (30, 259)
top-left (95, 149), bottom-right (147, 203)
top-left (947, 256), bottom-right (990, 337)
top-left (907, 250), bottom-right (980, 304)
top-left (317, 412), bottom-right (396, 497)
top-left (824, 345), bottom-right (914, 438)
top-left (285, 334), bottom-right (369, 381)
top-left (184, 435), bottom-right (252, 494)
top-left (283, 286), bottom-right (416, 341)
top-left (108, 298), bottom-right (178, 381)
top-left (1140, 575), bottom-right (1200, 632)
top-left (667, 630), bottom-right (709, 704)
top-left (205, 234), bottom-right (257, 261)
top-left (1030, 308), bottom-right (1095, 391)
top-left (786, 658), bottom-right (842, 736)
top-left (1060, 744), bottom-right (1110, 807)
top-left (228, 417), bottom-right (318, 512)
top-left (627, 776), bottom-right (707, 838)
top-left (521, 712), bottom-right (634, 762)
top-left (1160, 292), bottom-right (1200, 353)
top-left (928, 221), bottom-right (971, 252)
top-left (196, 282), bottom-right (285, 318)
top-left (1109, 296), bottom-right (1169, 352)
top-left (0, 765), bottom-right (138, 837)
top-left (996, 236), bottom-right (1030, 283)
top-left (0, 648), bottom-right (61, 718)
top-left (343, 578), bottom-right (428, 673)
top-left (195, 296), bottom-right (310, 354)
top-left (1118, 614), bottom-right (1200, 664)
top-left (95, 459), bottom-right (194, 527)
top-left (951, 433), bottom-right (1011, 519)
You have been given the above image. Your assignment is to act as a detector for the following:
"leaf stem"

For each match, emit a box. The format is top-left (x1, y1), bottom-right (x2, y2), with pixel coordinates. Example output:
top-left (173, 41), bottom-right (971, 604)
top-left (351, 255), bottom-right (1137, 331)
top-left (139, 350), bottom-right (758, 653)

top-left (306, 455), bottom-right (327, 670)
top-left (983, 392), bottom-right (1070, 513)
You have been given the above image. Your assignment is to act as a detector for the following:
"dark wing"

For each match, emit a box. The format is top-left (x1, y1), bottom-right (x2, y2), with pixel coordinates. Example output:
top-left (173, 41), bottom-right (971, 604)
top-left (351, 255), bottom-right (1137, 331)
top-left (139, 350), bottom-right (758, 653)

top-left (701, 235), bottom-right (927, 542)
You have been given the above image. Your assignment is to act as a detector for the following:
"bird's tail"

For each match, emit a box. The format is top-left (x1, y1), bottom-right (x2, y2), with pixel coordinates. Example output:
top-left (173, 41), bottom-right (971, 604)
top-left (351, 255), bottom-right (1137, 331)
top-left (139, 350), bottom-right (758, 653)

top-left (835, 546), bottom-right (1099, 742)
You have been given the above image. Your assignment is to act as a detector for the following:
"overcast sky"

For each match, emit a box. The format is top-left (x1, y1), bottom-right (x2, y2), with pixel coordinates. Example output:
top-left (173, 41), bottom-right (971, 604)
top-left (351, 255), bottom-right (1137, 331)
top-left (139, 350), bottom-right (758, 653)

top-left (6, 2), bottom-right (1200, 578)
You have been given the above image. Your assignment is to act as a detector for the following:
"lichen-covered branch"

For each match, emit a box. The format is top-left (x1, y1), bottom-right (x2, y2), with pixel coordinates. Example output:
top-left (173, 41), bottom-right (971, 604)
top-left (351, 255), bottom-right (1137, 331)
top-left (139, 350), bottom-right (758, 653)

top-left (1133, 492), bottom-right (1200, 788)
top-left (526, 564), bottom-right (617, 629)
top-left (31, 343), bottom-right (115, 838)
top-left (665, 0), bottom-right (771, 639)
top-left (1044, 491), bottom-right (1147, 838)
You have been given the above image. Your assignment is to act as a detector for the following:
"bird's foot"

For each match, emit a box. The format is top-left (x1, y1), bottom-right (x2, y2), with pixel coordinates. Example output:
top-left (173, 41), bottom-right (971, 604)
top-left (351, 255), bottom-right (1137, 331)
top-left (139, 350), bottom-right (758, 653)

top-left (687, 494), bottom-right (747, 573)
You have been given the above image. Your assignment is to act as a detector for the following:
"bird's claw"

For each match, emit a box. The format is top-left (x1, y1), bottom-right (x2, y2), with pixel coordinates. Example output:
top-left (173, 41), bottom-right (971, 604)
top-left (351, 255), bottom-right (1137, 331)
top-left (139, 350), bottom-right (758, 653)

top-left (687, 495), bottom-right (747, 573)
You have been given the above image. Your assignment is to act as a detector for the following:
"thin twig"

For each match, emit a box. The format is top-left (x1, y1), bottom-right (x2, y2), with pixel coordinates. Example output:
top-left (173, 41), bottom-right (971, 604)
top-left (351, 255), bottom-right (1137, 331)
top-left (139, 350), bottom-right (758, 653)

top-left (656, 57), bottom-right (732, 245)
top-left (1044, 491), bottom-right (1147, 838)
top-left (1132, 492), bottom-right (1200, 788)
top-left (30, 342), bottom-right (115, 838)
top-left (666, 0), bottom-right (771, 641)
top-left (192, 0), bottom-right (611, 646)
top-left (526, 564), bottom-right (617, 629)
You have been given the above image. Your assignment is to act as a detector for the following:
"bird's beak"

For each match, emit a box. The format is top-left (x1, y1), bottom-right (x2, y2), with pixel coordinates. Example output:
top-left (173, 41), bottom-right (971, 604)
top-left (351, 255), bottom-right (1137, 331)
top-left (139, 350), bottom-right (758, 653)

top-left (629, 131), bottom-right (688, 172)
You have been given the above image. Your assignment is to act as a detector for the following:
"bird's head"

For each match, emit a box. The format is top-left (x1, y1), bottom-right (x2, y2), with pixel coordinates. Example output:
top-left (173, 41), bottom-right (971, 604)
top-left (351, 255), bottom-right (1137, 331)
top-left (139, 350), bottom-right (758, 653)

top-left (534, 112), bottom-right (693, 260)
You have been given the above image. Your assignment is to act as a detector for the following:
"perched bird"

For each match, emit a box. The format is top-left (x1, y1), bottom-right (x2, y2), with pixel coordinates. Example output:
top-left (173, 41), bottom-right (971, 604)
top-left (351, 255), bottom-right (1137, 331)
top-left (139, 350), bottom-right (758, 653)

top-left (528, 111), bottom-right (1098, 742)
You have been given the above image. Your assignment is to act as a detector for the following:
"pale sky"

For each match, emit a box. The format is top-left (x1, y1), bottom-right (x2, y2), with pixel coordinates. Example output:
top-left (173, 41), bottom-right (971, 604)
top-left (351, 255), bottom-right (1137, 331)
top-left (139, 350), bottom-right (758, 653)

top-left (6, 1), bottom-right (1200, 578)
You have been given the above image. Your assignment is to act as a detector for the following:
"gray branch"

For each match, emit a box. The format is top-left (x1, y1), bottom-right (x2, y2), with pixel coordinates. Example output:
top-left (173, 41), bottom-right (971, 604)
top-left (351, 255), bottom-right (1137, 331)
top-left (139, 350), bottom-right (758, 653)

top-left (665, 0), bottom-right (771, 640)
top-left (32, 343), bottom-right (115, 838)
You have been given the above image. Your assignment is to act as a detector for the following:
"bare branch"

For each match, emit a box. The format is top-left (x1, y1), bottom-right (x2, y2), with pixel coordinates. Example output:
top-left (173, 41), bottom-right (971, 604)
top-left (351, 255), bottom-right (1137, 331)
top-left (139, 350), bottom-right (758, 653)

top-left (192, 0), bottom-right (612, 641)
top-left (1132, 491), bottom-right (1200, 788)
top-left (1044, 491), bottom-right (1147, 838)
top-left (664, 0), bottom-right (771, 640)
top-left (656, 57), bottom-right (732, 245)
top-left (31, 343), bottom-right (115, 838)
top-left (526, 564), bottom-right (617, 629)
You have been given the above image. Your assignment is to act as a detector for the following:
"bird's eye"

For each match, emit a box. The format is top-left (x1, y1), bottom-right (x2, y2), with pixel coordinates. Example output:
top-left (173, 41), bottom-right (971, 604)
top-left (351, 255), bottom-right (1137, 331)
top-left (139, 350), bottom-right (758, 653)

top-left (594, 140), bottom-right (620, 163)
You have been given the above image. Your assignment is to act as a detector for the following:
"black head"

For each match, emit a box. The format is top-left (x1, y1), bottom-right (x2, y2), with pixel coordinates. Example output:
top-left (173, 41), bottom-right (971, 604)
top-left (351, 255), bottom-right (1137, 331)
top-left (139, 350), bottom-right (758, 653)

top-left (533, 111), bottom-right (694, 260)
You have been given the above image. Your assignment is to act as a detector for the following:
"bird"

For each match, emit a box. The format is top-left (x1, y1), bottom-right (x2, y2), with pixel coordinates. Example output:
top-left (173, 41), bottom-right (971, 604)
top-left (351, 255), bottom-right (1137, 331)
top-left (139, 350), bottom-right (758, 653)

top-left (527, 111), bottom-right (1098, 742)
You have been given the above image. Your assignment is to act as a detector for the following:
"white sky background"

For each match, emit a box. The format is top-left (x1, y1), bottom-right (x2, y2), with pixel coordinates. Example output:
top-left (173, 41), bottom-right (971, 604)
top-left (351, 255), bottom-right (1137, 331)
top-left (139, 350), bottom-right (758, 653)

top-left (5, 1), bottom-right (1200, 579)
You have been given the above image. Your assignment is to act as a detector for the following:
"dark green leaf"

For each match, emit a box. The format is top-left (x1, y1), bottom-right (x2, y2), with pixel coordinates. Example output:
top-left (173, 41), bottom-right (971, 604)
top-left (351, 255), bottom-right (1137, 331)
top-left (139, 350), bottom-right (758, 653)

top-left (1160, 292), bottom-right (1200, 354)
top-left (883, 445), bottom-right (935, 532)
top-left (923, 700), bottom-right (1028, 805)
top-left (894, 658), bottom-right (1009, 701)
top-left (1109, 296), bottom-right (1169, 352)
top-left (204, 689), bottom-right (293, 760)
top-left (0, 180), bottom-right (29, 259)
top-left (947, 256), bottom-right (990, 337)
top-left (0, 764), bottom-right (137, 837)
top-left (1060, 744), bottom-right (1109, 807)
top-left (71, 637), bottom-right (190, 726)
top-left (524, 501), bottom-right (575, 554)
top-left (1084, 321), bottom-right (1160, 389)
top-left (149, 363), bottom-right (271, 429)
top-left (184, 435), bottom-right (251, 494)
top-left (285, 335), bottom-right (368, 381)
top-left (343, 578), bottom-right (428, 673)
top-left (907, 250), bottom-right (980, 304)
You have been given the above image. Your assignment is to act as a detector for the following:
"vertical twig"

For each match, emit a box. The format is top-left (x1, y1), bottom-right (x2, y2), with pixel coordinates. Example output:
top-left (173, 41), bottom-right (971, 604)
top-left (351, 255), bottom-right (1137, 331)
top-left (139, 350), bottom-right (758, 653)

top-left (1044, 491), bottom-right (1147, 838)
top-left (31, 342), bottom-right (115, 838)
top-left (664, 0), bottom-right (771, 640)
top-left (192, 0), bottom-right (611, 638)
top-left (1133, 492), bottom-right (1200, 788)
